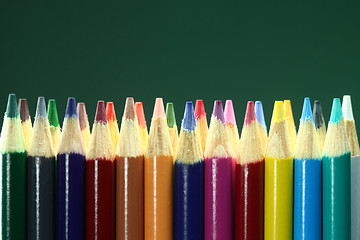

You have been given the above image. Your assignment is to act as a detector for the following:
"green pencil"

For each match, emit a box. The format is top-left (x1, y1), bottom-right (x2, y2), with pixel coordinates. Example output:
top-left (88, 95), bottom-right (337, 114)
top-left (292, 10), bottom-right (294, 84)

top-left (47, 99), bottom-right (61, 153)
top-left (1, 94), bottom-right (27, 239)
top-left (323, 98), bottom-right (351, 240)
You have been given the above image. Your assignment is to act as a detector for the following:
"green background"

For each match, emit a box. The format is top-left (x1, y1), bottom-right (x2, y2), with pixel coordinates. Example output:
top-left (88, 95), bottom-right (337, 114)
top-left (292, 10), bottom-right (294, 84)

top-left (1, 1), bottom-right (359, 131)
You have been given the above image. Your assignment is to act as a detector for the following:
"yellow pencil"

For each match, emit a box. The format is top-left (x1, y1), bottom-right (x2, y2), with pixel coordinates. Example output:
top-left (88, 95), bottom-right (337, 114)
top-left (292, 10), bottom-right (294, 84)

top-left (284, 100), bottom-right (297, 153)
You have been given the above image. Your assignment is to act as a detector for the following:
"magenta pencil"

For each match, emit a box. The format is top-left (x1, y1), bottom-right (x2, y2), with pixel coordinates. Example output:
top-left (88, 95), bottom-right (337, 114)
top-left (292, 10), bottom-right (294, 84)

top-left (204, 100), bottom-right (233, 240)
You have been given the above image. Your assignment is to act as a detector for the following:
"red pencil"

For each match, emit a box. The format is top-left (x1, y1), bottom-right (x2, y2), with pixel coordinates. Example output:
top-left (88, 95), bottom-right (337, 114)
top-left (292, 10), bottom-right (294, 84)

top-left (86, 101), bottom-right (115, 240)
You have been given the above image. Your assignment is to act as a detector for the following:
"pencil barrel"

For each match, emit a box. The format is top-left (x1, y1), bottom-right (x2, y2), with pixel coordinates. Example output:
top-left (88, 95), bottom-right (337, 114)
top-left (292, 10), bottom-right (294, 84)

top-left (293, 159), bottom-right (321, 240)
top-left (27, 156), bottom-right (56, 239)
top-left (352, 155), bottom-right (360, 240)
top-left (323, 154), bottom-right (351, 240)
top-left (174, 161), bottom-right (204, 240)
top-left (116, 156), bottom-right (144, 240)
top-left (264, 157), bottom-right (293, 240)
top-left (56, 153), bottom-right (86, 240)
top-left (235, 161), bottom-right (264, 240)
top-left (86, 159), bottom-right (115, 240)
top-left (204, 157), bottom-right (233, 240)
top-left (144, 155), bottom-right (173, 240)
top-left (1, 152), bottom-right (26, 240)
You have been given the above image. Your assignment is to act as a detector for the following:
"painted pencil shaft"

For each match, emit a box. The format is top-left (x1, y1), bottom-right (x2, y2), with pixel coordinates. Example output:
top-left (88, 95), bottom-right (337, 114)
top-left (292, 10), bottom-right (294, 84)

top-left (204, 100), bottom-right (233, 240)
top-left (293, 98), bottom-right (321, 240)
top-left (323, 98), bottom-right (351, 240)
top-left (351, 155), bottom-right (360, 240)
top-left (57, 98), bottom-right (86, 240)
top-left (1, 94), bottom-right (26, 240)
top-left (264, 101), bottom-right (293, 240)
top-left (86, 101), bottom-right (115, 240)
top-left (27, 97), bottom-right (56, 239)
top-left (235, 101), bottom-right (264, 240)
top-left (174, 102), bottom-right (204, 240)
top-left (145, 98), bottom-right (174, 240)
top-left (116, 97), bottom-right (144, 240)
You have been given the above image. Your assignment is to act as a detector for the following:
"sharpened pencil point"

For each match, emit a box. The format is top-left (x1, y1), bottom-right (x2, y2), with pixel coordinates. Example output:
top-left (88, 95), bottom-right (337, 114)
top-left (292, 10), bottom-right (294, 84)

top-left (124, 97), bottom-right (136, 120)
top-left (166, 103), bottom-right (176, 128)
top-left (212, 100), bottom-right (225, 124)
top-left (255, 101), bottom-right (267, 131)
top-left (135, 102), bottom-right (146, 127)
top-left (95, 101), bottom-right (107, 123)
top-left (329, 98), bottom-right (343, 124)
top-left (195, 99), bottom-right (206, 119)
top-left (18, 98), bottom-right (29, 121)
top-left (224, 100), bottom-right (236, 125)
top-left (47, 99), bottom-right (59, 127)
top-left (35, 97), bottom-right (47, 118)
top-left (65, 97), bottom-right (77, 118)
top-left (6, 94), bottom-right (19, 118)
top-left (153, 98), bottom-right (166, 118)
top-left (182, 101), bottom-right (196, 131)
top-left (244, 101), bottom-right (256, 126)
top-left (271, 101), bottom-right (285, 123)
top-left (301, 97), bottom-right (313, 122)
top-left (313, 100), bottom-right (324, 129)
top-left (106, 102), bottom-right (117, 121)
top-left (342, 95), bottom-right (354, 121)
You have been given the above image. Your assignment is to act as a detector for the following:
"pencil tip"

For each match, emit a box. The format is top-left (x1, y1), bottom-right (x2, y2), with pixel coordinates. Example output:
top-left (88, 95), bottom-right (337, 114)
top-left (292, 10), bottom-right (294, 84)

top-left (195, 99), bottom-right (206, 119)
top-left (77, 102), bottom-right (88, 130)
top-left (166, 102), bottom-right (176, 128)
top-left (95, 101), bottom-right (107, 123)
top-left (224, 100), bottom-right (236, 125)
top-left (284, 100), bottom-right (294, 120)
top-left (313, 100), bottom-right (324, 129)
top-left (135, 102), bottom-right (146, 127)
top-left (212, 100), bottom-right (225, 124)
top-left (271, 101), bottom-right (285, 123)
top-left (18, 98), bottom-right (29, 121)
top-left (255, 101), bottom-right (266, 130)
top-left (182, 101), bottom-right (196, 131)
top-left (330, 98), bottom-right (343, 124)
top-left (6, 94), bottom-right (19, 118)
top-left (47, 99), bottom-right (59, 127)
top-left (124, 97), bottom-right (136, 120)
top-left (153, 98), bottom-right (166, 118)
top-left (65, 97), bottom-right (77, 118)
top-left (244, 101), bottom-right (256, 126)
top-left (301, 97), bottom-right (313, 122)
top-left (35, 97), bottom-right (47, 118)
top-left (342, 95), bottom-right (354, 121)
top-left (106, 102), bottom-right (117, 121)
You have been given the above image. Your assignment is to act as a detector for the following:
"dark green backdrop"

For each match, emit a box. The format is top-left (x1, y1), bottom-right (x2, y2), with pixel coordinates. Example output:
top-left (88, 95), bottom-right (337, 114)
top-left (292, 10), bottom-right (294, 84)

top-left (1, 2), bottom-right (359, 131)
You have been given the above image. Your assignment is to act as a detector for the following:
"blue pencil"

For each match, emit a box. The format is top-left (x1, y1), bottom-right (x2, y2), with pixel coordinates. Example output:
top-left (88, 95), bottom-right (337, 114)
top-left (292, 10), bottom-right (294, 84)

top-left (57, 98), bottom-right (86, 240)
top-left (174, 101), bottom-right (204, 240)
top-left (293, 97), bottom-right (322, 240)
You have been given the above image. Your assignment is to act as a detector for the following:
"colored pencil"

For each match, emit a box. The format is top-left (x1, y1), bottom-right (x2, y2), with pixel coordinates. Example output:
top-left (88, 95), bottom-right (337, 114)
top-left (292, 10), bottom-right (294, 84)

top-left (166, 102), bottom-right (178, 155)
top-left (284, 100), bottom-right (297, 153)
top-left (18, 98), bottom-right (32, 150)
top-left (194, 99), bottom-right (208, 155)
top-left (47, 99), bottom-right (61, 152)
top-left (145, 98), bottom-right (174, 240)
top-left (313, 100), bottom-right (326, 153)
top-left (77, 102), bottom-right (91, 153)
top-left (342, 95), bottom-right (360, 240)
top-left (0, 94), bottom-right (26, 239)
top-left (264, 101), bottom-right (293, 240)
top-left (174, 101), bottom-right (204, 240)
top-left (57, 97), bottom-right (86, 240)
top-left (224, 100), bottom-right (240, 156)
top-left (86, 101), bottom-right (115, 240)
top-left (135, 102), bottom-right (148, 152)
top-left (293, 98), bottom-right (322, 240)
top-left (204, 100), bottom-right (233, 240)
top-left (27, 97), bottom-right (56, 239)
top-left (235, 101), bottom-right (264, 240)
top-left (255, 101), bottom-right (268, 152)
top-left (106, 101), bottom-right (120, 153)
top-left (322, 98), bottom-right (351, 240)
top-left (116, 97), bottom-right (144, 240)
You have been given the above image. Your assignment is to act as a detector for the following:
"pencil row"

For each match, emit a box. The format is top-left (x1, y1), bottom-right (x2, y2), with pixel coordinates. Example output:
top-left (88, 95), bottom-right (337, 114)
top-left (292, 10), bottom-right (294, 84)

top-left (0, 94), bottom-right (357, 240)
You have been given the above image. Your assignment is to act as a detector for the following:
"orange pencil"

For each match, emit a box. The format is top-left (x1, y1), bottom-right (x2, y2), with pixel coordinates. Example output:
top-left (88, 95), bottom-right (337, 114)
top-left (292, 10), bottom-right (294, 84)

top-left (135, 102), bottom-right (149, 153)
top-left (145, 98), bottom-right (174, 240)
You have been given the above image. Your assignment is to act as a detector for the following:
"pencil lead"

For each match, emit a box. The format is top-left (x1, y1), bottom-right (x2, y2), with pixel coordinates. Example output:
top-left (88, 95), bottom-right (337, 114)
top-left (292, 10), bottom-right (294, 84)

top-left (244, 101), bottom-right (256, 126)
top-left (95, 101), bottom-right (107, 123)
top-left (47, 99), bottom-right (59, 127)
top-left (212, 100), bottom-right (225, 124)
top-left (166, 103), bottom-right (176, 128)
top-left (255, 101), bottom-right (267, 130)
top-left (65, 97), bottom-right (77, 118)
top-left (182, 101), bottom-right (196, 131)
top-left (329, 98), bottom-right (343, 124)
top-left (342, 95), bottom-right (354, 121)
top-left (301, 97), bottom-right (313, 122)
top-left (224, 100), bottom-right (236, 125)
top-left (35, 97), bottom-right (47, 118)
top-left (195, 99), bottom-right (206, 119)
top-left (124, 97), bottom-right (136, 120)
top-left (271, 101), bottom-right (285, 123)
top-left (153, 98), bottom-right (166, 118)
